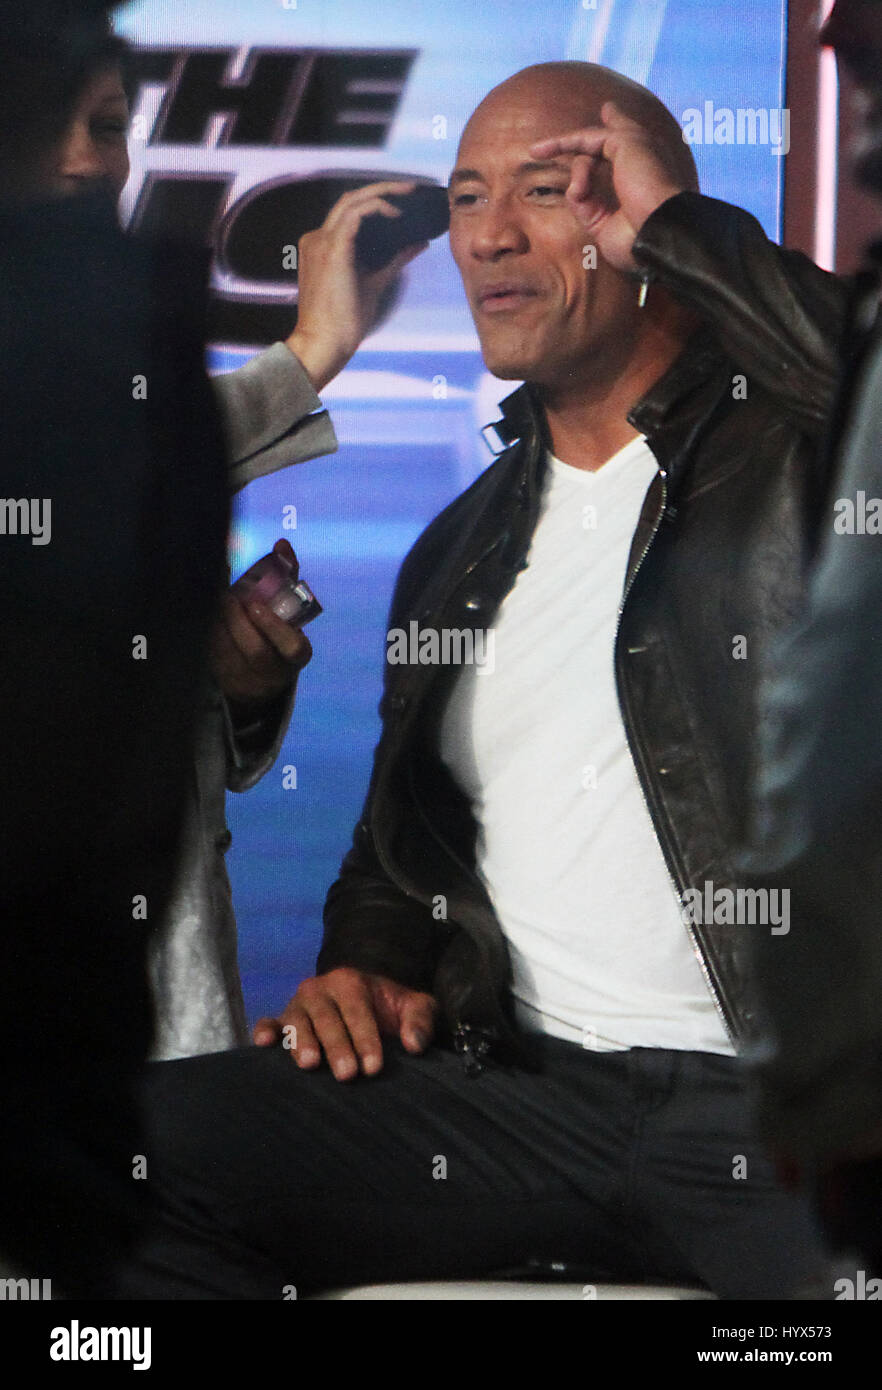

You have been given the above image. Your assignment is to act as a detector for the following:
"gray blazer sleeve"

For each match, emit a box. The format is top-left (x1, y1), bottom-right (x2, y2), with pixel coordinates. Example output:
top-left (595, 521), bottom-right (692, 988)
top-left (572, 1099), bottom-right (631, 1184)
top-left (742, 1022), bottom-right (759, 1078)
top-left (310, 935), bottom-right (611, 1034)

top-left (222, 682), bottom-right (297, 793)
top-left (213, 342), bottom-right (335, 783)
top-left (212, 341), bottom-right (338, 494)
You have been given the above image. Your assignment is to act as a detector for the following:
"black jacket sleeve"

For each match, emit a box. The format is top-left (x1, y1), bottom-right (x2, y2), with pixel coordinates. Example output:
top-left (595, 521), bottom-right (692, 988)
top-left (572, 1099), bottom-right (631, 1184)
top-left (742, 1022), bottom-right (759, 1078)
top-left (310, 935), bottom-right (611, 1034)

top-left (634, 191), bottom-right (848, 436)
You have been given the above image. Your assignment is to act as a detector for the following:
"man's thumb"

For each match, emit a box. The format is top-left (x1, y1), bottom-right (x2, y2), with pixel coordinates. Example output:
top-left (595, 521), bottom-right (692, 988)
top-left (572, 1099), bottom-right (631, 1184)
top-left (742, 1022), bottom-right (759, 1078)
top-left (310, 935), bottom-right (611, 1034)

top-left (398, 991), bottom-right (436, 1052)
top-left (253, 1016), bottom-right (283, 1047)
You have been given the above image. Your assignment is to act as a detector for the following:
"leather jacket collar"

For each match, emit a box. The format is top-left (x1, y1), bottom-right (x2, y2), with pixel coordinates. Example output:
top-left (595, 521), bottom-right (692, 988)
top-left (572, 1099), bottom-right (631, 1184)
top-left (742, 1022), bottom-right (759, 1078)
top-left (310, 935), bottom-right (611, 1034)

top-left (489, 325), bottom-right (732, 499)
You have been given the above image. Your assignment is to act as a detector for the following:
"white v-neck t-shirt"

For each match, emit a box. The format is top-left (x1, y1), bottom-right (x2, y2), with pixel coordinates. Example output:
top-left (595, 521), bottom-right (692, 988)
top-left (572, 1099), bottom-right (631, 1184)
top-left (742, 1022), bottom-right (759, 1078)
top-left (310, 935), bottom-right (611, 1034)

top-left (438, 436), bottom-right (734, 1054)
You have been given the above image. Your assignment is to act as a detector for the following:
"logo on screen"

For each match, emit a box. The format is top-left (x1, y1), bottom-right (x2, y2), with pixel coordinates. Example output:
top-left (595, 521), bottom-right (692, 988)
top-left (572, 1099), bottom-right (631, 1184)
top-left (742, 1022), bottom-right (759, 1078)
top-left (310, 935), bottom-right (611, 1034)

top-left (124, 47), bottom-right (422, 345)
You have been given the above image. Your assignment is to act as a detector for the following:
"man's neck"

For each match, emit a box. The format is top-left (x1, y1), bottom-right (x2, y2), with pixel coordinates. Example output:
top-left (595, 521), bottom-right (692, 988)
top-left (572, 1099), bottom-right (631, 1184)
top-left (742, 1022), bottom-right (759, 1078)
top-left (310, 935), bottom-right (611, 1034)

top-left (538, 298), bottom-right (696, 473)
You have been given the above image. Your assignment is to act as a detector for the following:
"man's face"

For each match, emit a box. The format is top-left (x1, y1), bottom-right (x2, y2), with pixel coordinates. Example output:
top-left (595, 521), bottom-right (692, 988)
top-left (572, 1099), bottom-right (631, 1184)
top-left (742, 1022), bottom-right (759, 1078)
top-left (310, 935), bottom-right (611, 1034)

top-left (52, 64), bottom-right (130, 200)
top-left (448, 89), bottom-right (639, 388)
top-left (822, 0), bottom-right (882, 191)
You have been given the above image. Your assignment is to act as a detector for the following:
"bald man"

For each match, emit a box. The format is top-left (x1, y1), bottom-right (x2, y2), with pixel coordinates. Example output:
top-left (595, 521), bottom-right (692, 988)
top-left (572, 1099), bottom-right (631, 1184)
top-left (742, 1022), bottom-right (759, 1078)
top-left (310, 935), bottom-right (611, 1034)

top-left (116, 62), bottom-right (845, 1300)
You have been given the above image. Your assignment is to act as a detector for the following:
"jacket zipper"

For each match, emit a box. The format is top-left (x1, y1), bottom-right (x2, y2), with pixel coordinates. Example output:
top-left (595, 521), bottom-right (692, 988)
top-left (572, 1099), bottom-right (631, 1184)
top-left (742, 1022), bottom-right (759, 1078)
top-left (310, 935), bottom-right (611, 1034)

top-left (372, 501), bottom-right (533, 1074)
top-left (416, 475), bottom-right (545, 1073)
top-left (614, 468), bottom-right (738, 1048)
top-left (368, 691), bottom-right (506, 1077)
top-left (368, 530), bottom-right (511, 911)
top-left (371, 775), bottom-right (499, 1075)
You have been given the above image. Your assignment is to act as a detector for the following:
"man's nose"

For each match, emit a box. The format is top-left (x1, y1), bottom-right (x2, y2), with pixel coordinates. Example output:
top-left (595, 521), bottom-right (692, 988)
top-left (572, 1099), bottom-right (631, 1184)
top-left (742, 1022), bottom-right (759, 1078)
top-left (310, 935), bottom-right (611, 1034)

top-left (468, 198), bottom-right (529, 259)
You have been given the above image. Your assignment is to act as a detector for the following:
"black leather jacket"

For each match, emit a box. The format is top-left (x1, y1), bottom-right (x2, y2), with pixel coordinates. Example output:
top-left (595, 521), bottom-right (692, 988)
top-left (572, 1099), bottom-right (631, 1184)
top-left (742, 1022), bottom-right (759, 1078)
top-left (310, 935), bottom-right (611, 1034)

top-left (318, 192), bottom-right (849, 1072)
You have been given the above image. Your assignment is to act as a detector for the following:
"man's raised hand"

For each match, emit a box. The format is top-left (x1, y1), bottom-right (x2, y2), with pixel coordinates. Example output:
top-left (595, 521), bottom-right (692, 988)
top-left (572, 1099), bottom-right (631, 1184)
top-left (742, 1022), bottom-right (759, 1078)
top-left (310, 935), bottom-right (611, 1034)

top-left (252, 967), bottom-right (437, 1081)
top-left (530, 101), bottom-right (688, 273)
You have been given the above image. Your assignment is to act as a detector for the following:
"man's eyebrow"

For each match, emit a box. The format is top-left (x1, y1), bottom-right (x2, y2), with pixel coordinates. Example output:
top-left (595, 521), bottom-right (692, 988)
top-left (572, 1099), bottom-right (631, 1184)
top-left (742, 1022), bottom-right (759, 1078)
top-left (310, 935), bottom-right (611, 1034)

top-left (448, 158), bottom-right (572, 188)
top-left (448, 167), bottom-right (483, 187)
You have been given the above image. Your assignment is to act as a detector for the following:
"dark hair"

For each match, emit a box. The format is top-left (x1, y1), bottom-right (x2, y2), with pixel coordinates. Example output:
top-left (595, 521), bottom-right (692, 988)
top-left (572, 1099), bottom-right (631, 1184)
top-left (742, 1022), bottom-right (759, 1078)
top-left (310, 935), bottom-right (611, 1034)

top-left (0, 3), bottom-right (123, 193)
top-left (72, 30), bottom-right (136, 109)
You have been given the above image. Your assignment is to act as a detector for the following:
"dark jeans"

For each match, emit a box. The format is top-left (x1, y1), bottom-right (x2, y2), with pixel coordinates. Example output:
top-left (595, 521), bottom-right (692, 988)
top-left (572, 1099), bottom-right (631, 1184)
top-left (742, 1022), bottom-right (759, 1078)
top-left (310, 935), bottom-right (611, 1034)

top-left (816, 1157), bottom-right (882, 1279)
top-left (115, 1036), bottom-right (829, 1300)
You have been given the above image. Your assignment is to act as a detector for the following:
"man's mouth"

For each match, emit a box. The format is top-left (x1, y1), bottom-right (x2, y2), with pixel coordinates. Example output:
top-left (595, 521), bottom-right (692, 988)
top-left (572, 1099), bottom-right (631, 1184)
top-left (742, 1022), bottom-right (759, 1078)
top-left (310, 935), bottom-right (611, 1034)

top-left (476, 284), bottom-right (540, 313)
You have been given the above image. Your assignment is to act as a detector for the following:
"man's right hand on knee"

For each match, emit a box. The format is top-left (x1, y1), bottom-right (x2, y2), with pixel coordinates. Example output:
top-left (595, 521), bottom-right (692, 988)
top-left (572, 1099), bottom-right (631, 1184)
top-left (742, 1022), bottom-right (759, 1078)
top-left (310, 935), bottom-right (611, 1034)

top-left (252, 968), bottom-right (437, 1081)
